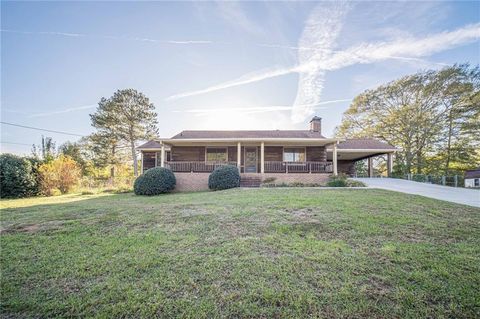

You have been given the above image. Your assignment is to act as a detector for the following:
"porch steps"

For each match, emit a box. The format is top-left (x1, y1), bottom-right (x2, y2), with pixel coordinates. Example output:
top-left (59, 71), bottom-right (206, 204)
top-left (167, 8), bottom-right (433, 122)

top-left (240, 175), bottom-right (262, 188)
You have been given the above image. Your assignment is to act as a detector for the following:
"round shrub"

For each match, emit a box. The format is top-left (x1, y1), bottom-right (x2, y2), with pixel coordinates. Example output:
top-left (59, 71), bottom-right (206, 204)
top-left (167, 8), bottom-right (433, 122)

top-left (0, 154), bottom-right (38, 198)
top-left (326, 174), bottom-right (348, 187)
top-left (208, 165), bottom-right (240, 191)
top-left (134, 167), bottom-right (176, 195)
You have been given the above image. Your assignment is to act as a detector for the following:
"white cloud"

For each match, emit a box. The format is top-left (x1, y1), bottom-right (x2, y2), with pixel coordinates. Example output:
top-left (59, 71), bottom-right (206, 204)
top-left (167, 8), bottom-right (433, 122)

top-left (0, 29), bottom-right (212, 45)
top-left (165, 22), bottom-right (480, 123)
top-left (291, 2), bottom-right (351, 123)
top-left (216, 2), bottom-right (265, 37)
top-left (172, 99), bottom-right (351, 116)
top-left (29, 104), bottom-right (96, 118)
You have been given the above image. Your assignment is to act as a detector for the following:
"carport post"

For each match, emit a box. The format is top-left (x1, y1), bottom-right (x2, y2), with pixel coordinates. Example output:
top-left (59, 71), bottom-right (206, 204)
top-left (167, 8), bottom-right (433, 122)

top-left (160, 145), bottom-right (165, 168)
top-left (332, 143), bottom-right (338, 176)
top-left (387, 153), bottom-right (393, 177)
top-left (368, 157), bottom-right (373, 177)
top-left (237, 142), bottom-right (241, 172)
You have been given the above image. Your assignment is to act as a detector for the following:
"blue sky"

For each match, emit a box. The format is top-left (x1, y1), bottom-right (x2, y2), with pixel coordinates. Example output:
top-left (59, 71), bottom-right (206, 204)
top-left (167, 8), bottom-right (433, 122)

top-left (1, 1), bottom-right (479, 154)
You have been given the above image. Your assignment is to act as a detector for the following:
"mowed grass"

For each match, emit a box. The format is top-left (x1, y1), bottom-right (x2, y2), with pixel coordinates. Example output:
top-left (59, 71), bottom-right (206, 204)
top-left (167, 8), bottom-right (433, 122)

top-left (1, 189), bottom-right (479, 318)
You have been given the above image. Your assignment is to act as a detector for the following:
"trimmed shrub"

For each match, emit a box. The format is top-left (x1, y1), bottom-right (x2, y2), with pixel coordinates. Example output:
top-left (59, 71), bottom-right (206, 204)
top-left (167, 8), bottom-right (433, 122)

top-left (346, 179), bottom-right (366, 187)
top-left (208, 165), bottom-right (240, 191)
top-left (134, 167), bottom-right (176, 195)
top-left (326, 174), bottom-right (348, 187)
top-left (0, 154), bottom-right (38, 198)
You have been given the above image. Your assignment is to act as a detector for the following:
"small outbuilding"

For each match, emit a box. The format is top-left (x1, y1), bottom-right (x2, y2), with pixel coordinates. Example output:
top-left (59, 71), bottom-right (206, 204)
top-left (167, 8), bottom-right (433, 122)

top-left (465, 168), bottom-right (480, 188)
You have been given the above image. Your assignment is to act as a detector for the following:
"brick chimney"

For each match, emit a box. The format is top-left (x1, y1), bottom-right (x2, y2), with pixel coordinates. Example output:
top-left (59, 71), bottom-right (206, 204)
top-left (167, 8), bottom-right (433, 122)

top-left (309, 116), bottom-right (322, 133)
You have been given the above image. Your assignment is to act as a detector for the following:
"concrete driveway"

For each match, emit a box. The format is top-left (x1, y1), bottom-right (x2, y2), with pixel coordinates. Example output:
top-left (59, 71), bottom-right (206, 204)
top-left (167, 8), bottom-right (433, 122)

top-left (353, 177), bottom-right (480, 208)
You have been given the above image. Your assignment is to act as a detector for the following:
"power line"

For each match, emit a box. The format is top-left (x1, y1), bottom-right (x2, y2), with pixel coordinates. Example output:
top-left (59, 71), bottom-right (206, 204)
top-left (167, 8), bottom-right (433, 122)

top-left (0, 121), bottom-right (85, 137)
top-left (1, 141), bottom-right (32, 146)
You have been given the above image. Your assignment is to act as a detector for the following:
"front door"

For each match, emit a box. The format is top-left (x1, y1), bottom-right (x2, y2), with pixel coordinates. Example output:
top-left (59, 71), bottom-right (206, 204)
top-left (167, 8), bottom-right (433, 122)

top-left (244, 147), bottom-right (257, 173)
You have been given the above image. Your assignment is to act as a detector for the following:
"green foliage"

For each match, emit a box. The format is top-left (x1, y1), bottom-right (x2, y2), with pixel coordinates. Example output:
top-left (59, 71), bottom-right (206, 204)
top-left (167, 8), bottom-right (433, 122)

top-left (208, 165), bottom-right (240, 190)
top-left (0, 154), bottom-right (38, 198)
top-left (134, 167), bottom-right (176, 195)
top-left (31, 136), bottom-right (56, 162)
top-left (262, 177), bottom-right (277, 184)
top-left (326, 174), bottom-right (348, 187)
top-left (38, 155), bottom-right (82, 195)
top-left (345, 179), bottom-right (366, 187)
top-left (336, 64), bottom-right (480, 176)
top-left (90, 89), bottom-right (159, 176)
top-left (58, 141), bottom-right (87, 173)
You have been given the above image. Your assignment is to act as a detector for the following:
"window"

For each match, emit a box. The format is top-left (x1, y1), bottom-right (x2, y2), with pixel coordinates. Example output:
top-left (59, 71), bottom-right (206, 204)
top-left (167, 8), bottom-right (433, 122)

top-left (475, 178), bottom-right (480, 187)
top-left (206, 148), bottom-right (227, 162)
top-left (283, 148), bottom-right (305, 162)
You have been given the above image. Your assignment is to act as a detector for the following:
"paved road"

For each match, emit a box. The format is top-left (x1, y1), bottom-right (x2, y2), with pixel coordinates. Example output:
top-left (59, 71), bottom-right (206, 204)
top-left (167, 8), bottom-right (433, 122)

top-left (353, 178), bottom-right (480, 208)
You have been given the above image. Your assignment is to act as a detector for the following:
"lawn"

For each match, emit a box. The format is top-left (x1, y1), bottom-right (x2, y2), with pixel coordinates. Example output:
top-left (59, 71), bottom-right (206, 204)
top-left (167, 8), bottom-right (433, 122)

top-left (1, 189), bottom-right (479, 318)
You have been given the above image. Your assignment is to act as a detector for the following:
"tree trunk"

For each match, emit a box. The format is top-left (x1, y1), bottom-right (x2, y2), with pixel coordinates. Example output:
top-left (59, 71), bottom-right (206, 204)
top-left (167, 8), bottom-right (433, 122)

top-left (445, 110), bottom-right (454, 175)
top-left (110, 145), bottom-right (116, 179)
top-left (131, 140), bottom-right (138, 177)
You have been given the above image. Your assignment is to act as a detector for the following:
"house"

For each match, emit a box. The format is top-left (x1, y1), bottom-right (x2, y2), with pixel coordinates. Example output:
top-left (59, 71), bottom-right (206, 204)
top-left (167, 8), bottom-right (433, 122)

top-left (137, 116), bottom-right (397, 191)
top-left (464, 168), bottom-right (480, 188)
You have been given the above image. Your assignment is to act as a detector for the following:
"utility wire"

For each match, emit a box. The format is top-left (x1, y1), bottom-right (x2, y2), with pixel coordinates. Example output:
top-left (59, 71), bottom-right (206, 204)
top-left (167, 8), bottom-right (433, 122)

top-left (0, 121), bottom-right (85, 137)
top-left (0, 141), bottom-right (32, 146)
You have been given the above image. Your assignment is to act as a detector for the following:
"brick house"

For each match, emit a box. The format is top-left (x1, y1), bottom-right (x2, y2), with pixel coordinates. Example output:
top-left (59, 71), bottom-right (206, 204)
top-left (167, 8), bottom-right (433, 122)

top-left (137, 117), bottom-right (397, 191)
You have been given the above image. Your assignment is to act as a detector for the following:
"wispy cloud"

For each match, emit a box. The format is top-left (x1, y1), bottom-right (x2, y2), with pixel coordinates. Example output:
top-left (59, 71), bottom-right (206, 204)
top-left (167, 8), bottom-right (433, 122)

top-left (0, 29), bottom-right (213, 45)
top-left (29, 104), bottom-right (96, 118)
top-left (165, 67), bottom-right (297, 101)
top-left (173, 99), bottom-right (351, 116)
top-left (291, 2), bottom-right (350, 122)
top-left (165, 21), bottom-right (479, 122)
top-left (216, 2), bottom-right (265, 37)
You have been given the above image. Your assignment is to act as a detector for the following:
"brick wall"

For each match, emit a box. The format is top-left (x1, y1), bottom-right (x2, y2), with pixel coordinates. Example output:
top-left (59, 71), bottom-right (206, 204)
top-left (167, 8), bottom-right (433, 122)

top-left (172, 172), bottom-right (331, 192)
top-left (258, 173), bottom-right (330, 185)
top-left (173, 173), bottom-right (210, 192)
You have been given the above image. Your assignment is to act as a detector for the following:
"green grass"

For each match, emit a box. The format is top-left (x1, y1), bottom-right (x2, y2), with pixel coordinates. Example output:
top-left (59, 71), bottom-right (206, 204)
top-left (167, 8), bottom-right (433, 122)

top-left (1, 189), bottom-right (479, 318)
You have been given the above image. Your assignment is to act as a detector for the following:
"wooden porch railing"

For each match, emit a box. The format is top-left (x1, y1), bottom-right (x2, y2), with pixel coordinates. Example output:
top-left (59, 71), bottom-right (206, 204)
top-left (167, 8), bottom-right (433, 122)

top-left (165, 161), bottom-right (237, 173)
top-left (162, 161), bottom-right (332, 173)
top-left (265, 161), bottom-right (333, 173)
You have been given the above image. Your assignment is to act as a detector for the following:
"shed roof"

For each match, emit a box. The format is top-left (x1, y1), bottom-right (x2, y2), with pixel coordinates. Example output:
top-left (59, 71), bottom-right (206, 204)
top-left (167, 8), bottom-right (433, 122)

top-left (465, 168), bottom-right (480, 179)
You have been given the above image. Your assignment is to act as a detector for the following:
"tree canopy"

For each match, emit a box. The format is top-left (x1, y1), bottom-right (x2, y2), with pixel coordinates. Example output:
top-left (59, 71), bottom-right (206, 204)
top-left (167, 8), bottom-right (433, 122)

top-left (89, 89), bottom-right (158, 176)
top-left (336, 64), bottom-right (480, 175)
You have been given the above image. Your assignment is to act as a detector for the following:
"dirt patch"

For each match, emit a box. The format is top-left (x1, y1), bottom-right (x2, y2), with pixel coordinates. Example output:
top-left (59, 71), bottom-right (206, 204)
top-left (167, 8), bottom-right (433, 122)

top-left (1, 221), bottom-right (66, 234)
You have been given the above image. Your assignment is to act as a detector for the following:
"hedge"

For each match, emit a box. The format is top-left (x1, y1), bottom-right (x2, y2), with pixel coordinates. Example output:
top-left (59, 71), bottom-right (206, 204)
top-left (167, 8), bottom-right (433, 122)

top-left (208, 165), bottom-right (240, 191)
top-left (134, 167), bottom-right (176, 195)
top-left (0, 154), bottom-right (38, 198)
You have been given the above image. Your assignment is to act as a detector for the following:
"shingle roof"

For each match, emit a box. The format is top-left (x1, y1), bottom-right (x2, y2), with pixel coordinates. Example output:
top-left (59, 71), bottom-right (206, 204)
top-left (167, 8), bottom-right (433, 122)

top-left (137, 140), bottom-right (162, 149)
top-left (465, 168), bottom-right (480, 179)
top-left (337, 138), bottom-right (396, 150)
top-left (171, 130), bottom-right (326, 139)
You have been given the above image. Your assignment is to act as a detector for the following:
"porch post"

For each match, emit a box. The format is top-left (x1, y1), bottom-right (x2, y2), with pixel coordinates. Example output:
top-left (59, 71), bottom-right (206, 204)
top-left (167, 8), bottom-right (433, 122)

top-left (237, 142), bottom-right (241, 171)
top-left (387, 153), bottom-right (393, 177)
top-left (333, 143), bottom-right (338, 176)
top-left (140, 152), bottom-right (144, 173)
top-left (368, 157), bottom-right (373, 177)
top-left (160, 144), bottom-right (165, 168)
top-left (260, 142), bottom-right (265, 174)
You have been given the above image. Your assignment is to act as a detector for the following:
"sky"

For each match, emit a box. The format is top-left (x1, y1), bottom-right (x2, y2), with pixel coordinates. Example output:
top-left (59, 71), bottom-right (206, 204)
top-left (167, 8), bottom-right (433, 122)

top-left (1, 1), bottom-right (479, 155)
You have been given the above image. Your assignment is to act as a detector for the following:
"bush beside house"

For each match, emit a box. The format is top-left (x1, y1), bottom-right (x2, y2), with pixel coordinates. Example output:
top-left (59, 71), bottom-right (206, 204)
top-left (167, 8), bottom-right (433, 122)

top-left (0, 154), bottom-right (39, 198)
top-left (134, 167), bottom-right (176, 195)
top-left (208, 165), bottom-right (240, 191)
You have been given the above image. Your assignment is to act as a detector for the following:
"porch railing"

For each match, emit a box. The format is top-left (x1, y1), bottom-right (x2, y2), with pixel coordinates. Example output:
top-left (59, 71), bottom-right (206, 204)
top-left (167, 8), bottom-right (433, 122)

top-left (163, 161), bottom-right (332, 173)
top-left (265, 161), bottom-right (333, 173)
top-left (165, 161), bottom-right (237, 173)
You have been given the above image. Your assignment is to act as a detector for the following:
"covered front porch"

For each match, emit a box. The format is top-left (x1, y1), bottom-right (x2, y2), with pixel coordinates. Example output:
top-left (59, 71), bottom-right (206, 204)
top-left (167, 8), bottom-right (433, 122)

top-left (141, 138), bottom-right (341, 175)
